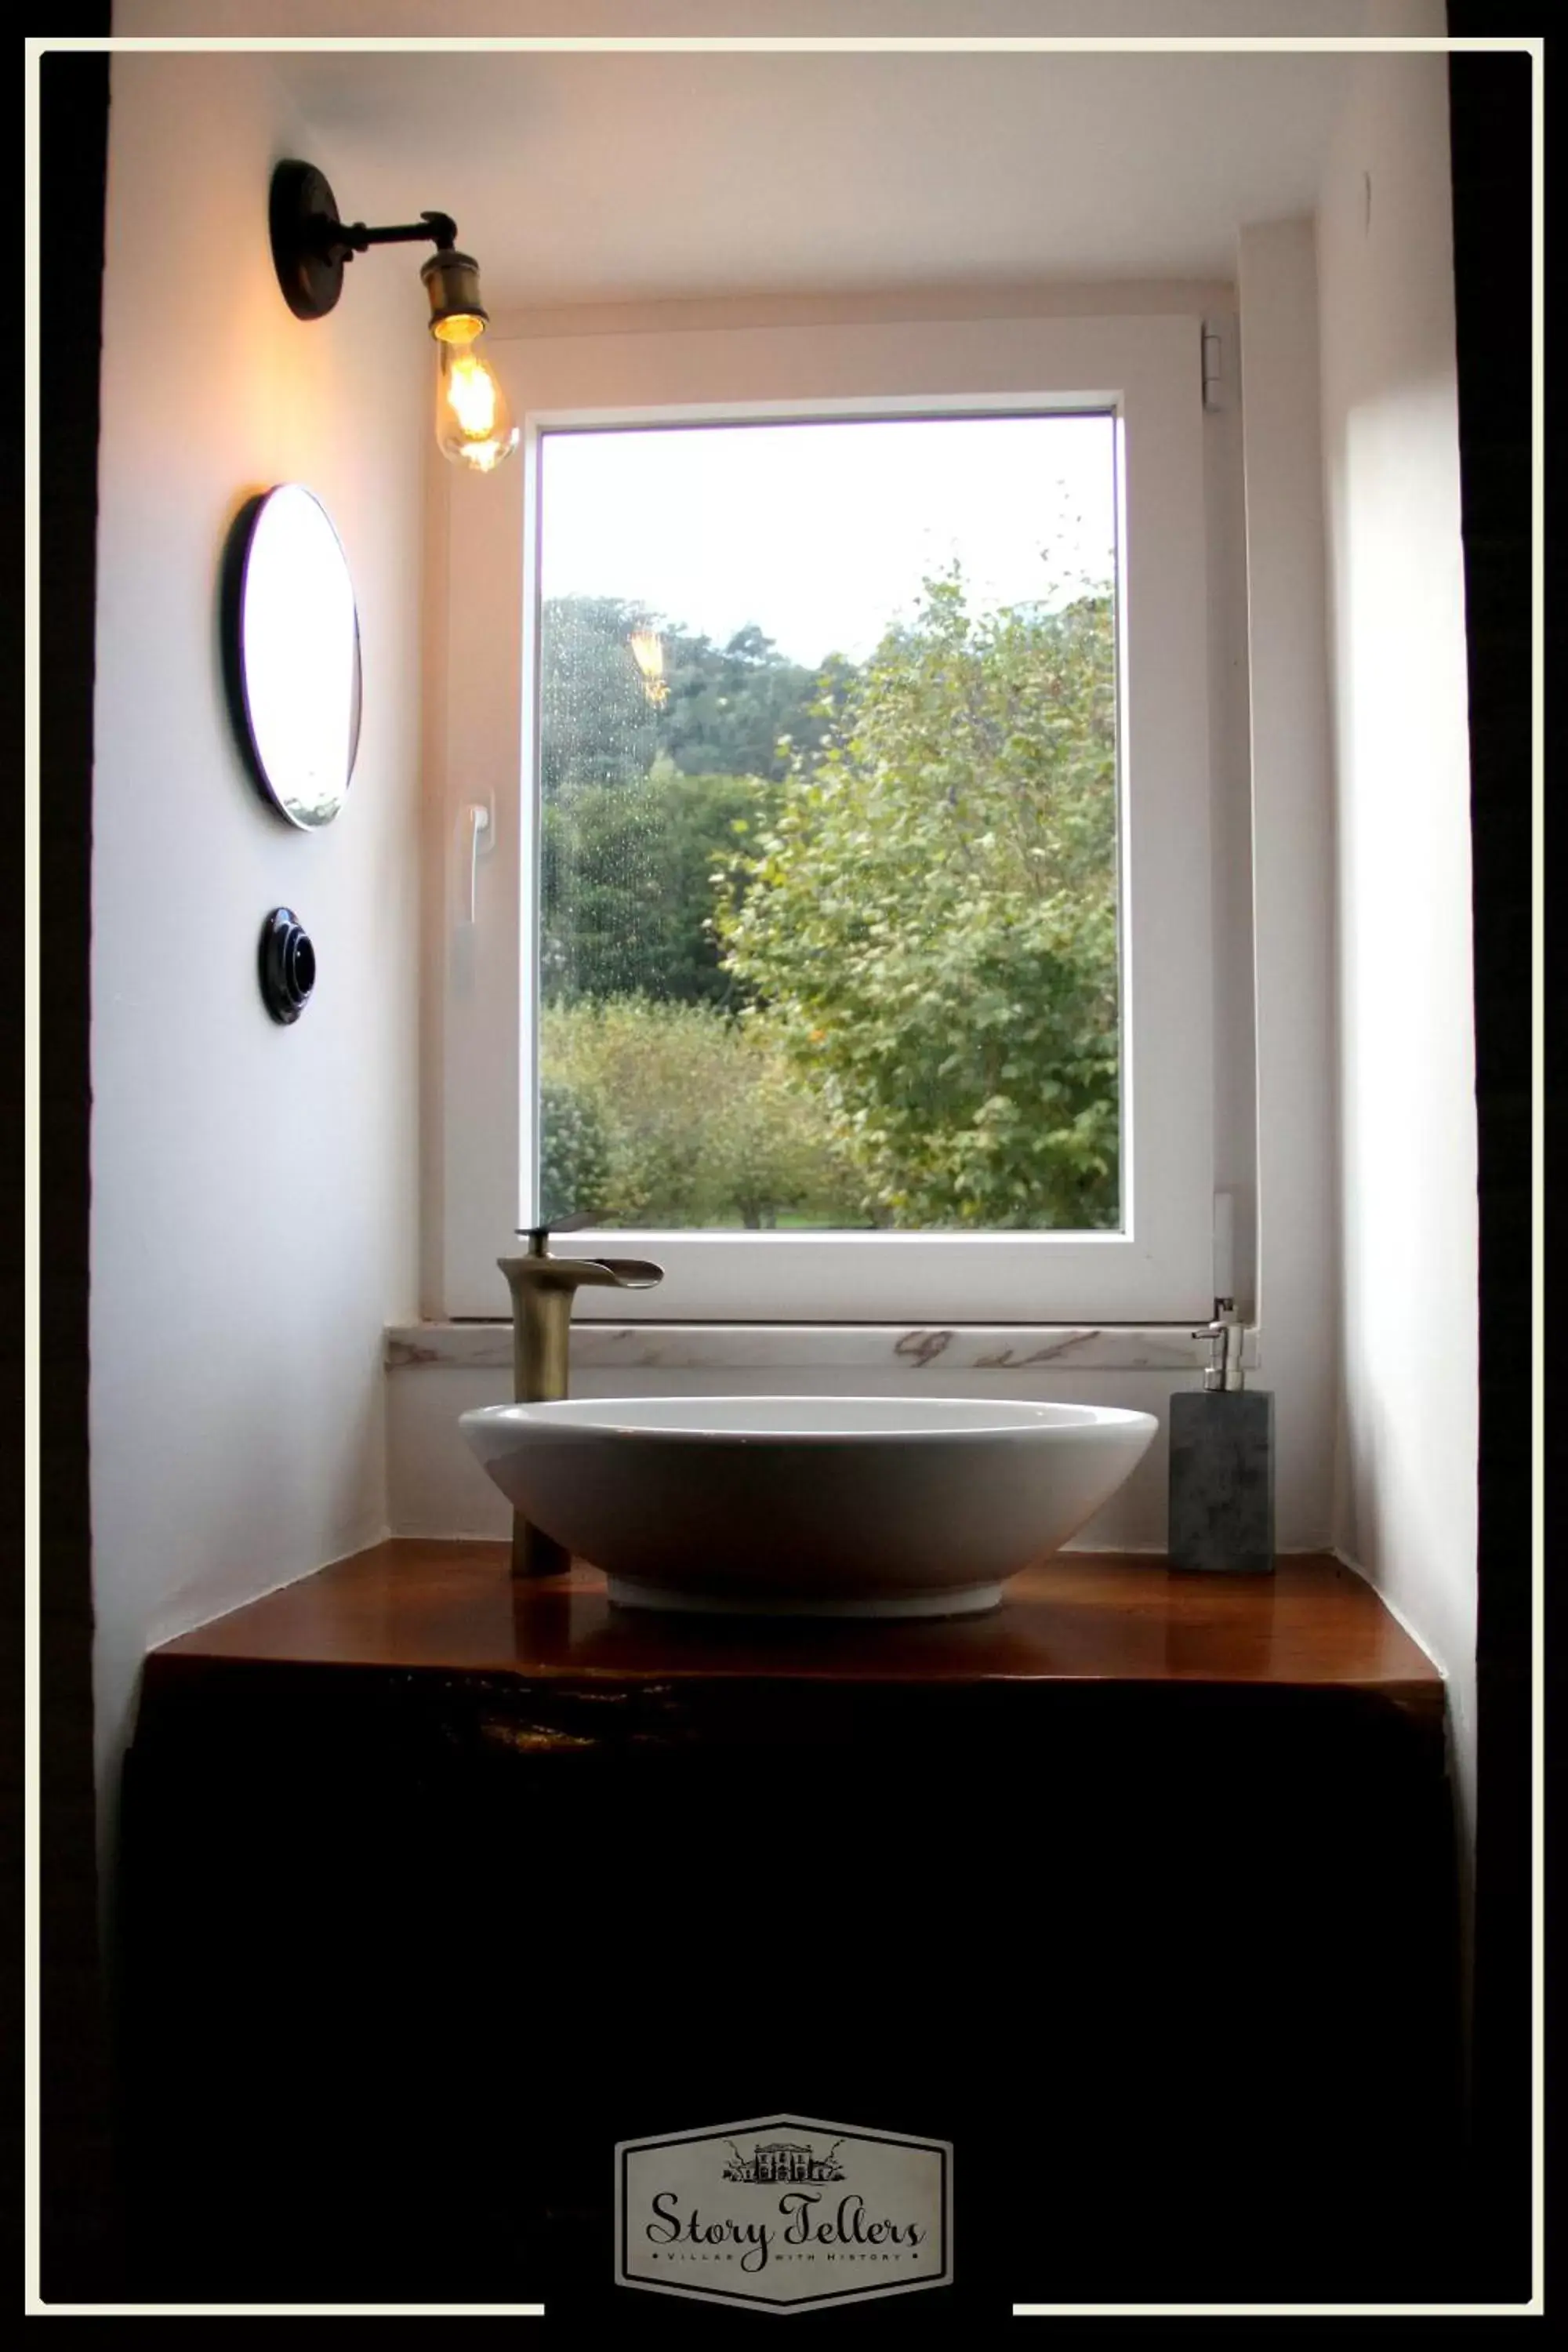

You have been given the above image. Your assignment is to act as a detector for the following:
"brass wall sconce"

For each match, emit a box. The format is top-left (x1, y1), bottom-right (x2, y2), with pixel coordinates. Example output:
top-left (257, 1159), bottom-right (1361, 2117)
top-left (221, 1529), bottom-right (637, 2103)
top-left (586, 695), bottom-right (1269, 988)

top-left (269, 158), bottom-right (519, 474)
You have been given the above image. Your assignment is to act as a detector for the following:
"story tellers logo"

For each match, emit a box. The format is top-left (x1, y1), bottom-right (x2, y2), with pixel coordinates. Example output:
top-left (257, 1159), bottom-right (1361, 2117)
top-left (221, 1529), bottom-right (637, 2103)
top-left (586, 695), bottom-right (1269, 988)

top-left (615, 2116), bottom-right (952, 2311)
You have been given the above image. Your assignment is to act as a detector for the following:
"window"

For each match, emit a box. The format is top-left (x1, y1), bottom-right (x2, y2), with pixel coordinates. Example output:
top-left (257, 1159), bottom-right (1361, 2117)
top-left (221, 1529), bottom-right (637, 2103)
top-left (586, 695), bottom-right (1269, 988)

top-left (535, 412), bottom-right (1122, 1235)
top-left (435, 313), bottom-right (1217, 1324)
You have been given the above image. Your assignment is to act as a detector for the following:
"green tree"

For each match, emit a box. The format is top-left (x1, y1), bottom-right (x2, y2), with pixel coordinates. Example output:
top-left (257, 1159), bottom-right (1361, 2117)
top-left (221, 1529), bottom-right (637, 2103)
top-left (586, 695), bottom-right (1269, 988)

top-left (659, 624), bottom-right (855, 779)
top-left (542, 765), bottom-right (778, 1007)
top-left (537, 1073), bottom-right (614, 1226)
top-left (539, 595), bottom-right (858, 795)
top-left (540, 997), bottom-right (866, 1228)
top-left (716, 572), bottom-right (1120, 1230)
top-left (539, 594), bottom-right (661, 797)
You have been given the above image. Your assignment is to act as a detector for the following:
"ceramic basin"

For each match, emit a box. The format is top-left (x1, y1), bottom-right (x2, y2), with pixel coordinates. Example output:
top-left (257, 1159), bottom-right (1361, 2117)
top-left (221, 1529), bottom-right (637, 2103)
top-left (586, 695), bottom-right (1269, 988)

top-left (459, 1395), bottom-right (1158, 1619)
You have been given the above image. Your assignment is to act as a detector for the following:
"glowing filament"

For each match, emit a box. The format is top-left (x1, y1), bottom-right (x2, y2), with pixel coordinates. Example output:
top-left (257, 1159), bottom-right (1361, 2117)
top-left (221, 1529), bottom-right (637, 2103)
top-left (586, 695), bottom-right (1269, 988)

top-left (630, 630), bottom-right (669, 706)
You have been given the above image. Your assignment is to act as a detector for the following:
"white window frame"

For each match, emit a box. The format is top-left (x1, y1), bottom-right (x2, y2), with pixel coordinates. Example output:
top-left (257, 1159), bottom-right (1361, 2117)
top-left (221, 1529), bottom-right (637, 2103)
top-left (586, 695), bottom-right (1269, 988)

top-left (434, 313), bottom-right (1215, 1325)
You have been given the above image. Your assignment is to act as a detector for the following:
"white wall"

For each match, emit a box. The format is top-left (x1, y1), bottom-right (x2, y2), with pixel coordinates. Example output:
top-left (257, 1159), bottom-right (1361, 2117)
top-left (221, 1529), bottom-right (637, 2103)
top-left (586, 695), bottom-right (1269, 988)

top-left (1316, 45), bottom-right (1479, 1842)
top-left (89, 52), bottom-right (426, 1821)
top-left (1234, 217), bottom-right (1339, 1581)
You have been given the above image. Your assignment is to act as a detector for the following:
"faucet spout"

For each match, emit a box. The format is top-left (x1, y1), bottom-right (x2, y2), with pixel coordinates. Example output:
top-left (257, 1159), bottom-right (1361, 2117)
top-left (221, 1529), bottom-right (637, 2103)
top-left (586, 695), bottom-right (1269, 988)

top-left (576, 1258), bottom-right (663, 1288)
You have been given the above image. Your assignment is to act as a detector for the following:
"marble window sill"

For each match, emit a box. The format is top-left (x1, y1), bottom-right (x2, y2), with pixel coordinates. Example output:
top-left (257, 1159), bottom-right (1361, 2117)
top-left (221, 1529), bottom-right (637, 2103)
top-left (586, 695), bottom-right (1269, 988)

top-left (384, 1321), bottom-right (1258, 1375)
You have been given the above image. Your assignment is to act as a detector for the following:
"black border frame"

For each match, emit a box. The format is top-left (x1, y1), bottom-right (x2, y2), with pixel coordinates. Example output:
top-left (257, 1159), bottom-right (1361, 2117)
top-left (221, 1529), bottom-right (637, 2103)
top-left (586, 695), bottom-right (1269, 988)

top-left (1443, 14), bottom-right (1541, 2303)
top-left (32, 21), bottom-right (1545, 2310)
top-left (36, 26), bottom-right (118, 2302)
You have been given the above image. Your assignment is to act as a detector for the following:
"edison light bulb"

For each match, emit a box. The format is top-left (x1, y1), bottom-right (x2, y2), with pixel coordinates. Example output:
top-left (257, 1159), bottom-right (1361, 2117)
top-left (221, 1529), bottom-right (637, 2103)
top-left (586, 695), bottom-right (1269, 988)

top-left (433, 318), bottom-right (518, 475)
top-left (628, 629), bottom-right (669, 706)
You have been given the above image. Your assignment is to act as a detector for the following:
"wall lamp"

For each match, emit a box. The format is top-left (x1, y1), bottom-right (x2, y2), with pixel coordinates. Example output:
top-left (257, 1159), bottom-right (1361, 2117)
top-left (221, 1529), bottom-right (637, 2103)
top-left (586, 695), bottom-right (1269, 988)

top-left (269, 158), bottom-right (519, 474)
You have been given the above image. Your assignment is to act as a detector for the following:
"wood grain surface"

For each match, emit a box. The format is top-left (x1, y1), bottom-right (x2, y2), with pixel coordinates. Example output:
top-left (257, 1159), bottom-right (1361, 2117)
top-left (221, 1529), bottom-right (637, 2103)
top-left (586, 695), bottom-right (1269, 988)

top-left (147, 1538), bottom-right (1442, 1715)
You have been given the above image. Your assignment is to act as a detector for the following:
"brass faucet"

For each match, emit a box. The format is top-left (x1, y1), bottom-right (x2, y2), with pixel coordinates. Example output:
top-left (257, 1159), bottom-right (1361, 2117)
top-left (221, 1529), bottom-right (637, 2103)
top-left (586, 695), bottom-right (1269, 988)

top-left (497, 1218), bottom-right (663, 1578)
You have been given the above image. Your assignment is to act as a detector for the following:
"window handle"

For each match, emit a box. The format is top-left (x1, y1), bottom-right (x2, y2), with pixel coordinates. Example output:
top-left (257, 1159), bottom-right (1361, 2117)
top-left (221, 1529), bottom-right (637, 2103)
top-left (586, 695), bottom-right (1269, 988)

top-left (459, 797), bottom-right (493, 926)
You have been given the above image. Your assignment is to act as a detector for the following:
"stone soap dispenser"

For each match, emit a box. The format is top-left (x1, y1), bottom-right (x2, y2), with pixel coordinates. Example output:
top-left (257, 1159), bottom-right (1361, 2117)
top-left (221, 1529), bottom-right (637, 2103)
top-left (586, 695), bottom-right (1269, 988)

top-left (1167, 1303), bottom-right (1275, 1573)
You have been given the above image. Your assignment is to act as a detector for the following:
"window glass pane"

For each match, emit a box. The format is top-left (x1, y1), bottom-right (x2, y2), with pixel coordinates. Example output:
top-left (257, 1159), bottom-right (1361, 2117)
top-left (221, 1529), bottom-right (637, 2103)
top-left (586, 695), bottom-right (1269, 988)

top-left (535, 413), bottom-right (1120, 1232)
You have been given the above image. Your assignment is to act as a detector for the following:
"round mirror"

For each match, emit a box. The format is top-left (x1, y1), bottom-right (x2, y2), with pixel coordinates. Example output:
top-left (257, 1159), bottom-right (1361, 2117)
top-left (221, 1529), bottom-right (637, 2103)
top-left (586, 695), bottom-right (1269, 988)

top-left (226, 485), bottom-right (361, 829)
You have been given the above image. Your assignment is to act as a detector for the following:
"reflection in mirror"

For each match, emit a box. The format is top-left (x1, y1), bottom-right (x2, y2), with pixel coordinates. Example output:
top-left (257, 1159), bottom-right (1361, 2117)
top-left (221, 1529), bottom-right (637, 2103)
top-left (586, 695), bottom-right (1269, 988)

top-left (228, 485), bottom-right (361, 829)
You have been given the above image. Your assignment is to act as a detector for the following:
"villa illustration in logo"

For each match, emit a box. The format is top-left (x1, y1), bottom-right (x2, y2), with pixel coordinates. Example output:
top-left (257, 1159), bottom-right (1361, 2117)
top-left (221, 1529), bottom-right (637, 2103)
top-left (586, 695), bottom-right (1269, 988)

top-left (723, 2136), bottom-right (846, 2184)
top-left (615, 2114), bottom-right (952, 2312)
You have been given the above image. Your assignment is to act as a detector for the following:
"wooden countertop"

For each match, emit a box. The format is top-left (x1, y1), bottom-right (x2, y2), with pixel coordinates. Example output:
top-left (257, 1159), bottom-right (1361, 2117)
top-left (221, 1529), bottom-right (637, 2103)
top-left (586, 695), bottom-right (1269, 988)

top-left (145, 1540), bottom-right (1443, 1719)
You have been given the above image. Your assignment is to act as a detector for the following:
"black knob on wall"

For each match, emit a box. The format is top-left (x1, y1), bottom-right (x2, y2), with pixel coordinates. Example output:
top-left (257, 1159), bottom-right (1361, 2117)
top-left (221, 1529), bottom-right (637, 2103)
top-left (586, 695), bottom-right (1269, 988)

top-left (259, 907), bottom-right (316, 1024)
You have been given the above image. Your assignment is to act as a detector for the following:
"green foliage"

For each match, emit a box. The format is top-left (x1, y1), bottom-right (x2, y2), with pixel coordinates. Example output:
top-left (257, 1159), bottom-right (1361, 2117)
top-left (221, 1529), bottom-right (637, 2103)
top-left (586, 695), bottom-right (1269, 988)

top-left (537, 1074), bottom-right (614, 1227)
top-left (717, 572), bottom-right (1120, 1230)
top-left (542, 767), bottom-right (776, 1008)
top-left (539, 594), bottom-right (855, 795)
top-left (539, 595), bottom-right (660, 797)
top-left (538, 571), bottom-right (1121, 1232)
top-left (659, 625), bottom-right (856, 782)
top-left (540, 997), bottom-right (868, 1229)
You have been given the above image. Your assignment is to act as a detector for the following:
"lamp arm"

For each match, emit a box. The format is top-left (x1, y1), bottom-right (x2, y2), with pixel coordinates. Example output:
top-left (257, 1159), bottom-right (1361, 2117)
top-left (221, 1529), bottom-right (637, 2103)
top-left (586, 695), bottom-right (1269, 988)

top-left (314, 209), bottom-right (459, 260)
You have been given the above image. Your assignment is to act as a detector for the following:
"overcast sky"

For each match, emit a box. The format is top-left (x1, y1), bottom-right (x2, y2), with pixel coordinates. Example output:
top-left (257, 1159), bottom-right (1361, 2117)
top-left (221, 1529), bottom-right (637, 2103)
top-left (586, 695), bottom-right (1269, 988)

top-left (538, 412), bottom-right (1118, 669)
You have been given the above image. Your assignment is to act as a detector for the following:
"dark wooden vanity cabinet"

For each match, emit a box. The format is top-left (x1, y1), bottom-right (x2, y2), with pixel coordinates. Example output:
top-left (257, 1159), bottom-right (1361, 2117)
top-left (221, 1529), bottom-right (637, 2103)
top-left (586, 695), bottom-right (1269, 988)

top-left (118, 1544), bottom-right (1464, 2320)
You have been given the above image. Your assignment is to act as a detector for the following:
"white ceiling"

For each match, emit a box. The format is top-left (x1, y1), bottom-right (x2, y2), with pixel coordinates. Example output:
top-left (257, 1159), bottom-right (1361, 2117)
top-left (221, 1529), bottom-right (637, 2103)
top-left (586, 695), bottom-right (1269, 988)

top-left (271, 44), bottom-right (1356, 310)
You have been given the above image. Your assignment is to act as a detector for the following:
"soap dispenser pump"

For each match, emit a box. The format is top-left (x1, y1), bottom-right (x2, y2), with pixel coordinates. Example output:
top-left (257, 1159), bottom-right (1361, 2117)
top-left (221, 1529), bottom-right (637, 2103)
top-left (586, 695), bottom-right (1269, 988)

top-left (1167, 1301), bottom-right (1276, 1573)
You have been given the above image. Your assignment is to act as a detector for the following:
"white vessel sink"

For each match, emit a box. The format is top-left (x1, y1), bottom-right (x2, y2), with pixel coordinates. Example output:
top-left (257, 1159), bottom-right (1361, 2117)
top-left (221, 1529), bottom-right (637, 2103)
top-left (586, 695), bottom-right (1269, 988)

top-left (459, 1395), bottom-right (1157, 1619)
